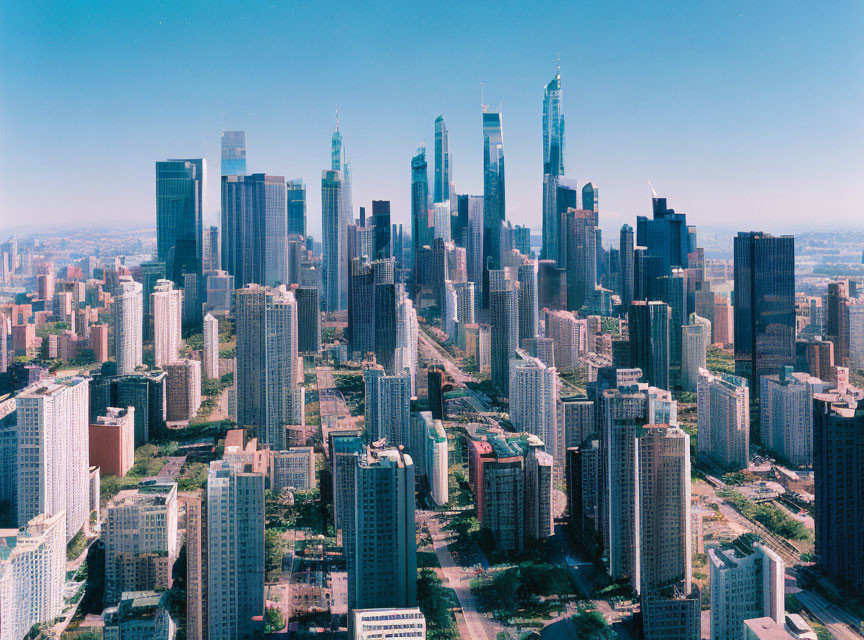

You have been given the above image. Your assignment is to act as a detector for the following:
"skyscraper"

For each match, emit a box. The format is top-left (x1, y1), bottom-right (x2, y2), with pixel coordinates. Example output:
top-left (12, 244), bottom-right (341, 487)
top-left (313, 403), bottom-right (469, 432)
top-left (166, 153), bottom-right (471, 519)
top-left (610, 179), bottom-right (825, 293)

top-left (363, 365), bottom-right (411, 448)
top-left (619, 224), bottom-right (635, 308)
top-left (203, 313), bottom-right (219, 380)
top-left (221, 173), bottom-right (289, 288)
top-left (321, 168), bottom-right (344, 311)
top-left (410, 145), bottom-right (430, 294)
top-left (561, 208), bottom-right (598, 311)
top-left (156, 159), bottom-right (204, 286)
top-left (656, 269), bottom-right (687, 384)
top-left (517, 261), bottom-right (539, 344)
top-left (466, 195), bottom-right (484, 315)
top-left (207, 458), bottom-right (265, 640)
top-left (582, 182), bottom-right (598, 213)
top-left (151, 279), bottom-right (183, 369)
top-left (482, 109), bottom-right (505, 306)
top-left (681, 313), bottom-right (711, 392)
top-left (16, 377), bottom-right (90, 542)
top-left (761, 367), bottom-right (829, 467)
top-left (541, 71), bottom-right (565, 262)
top-left (629, 301), bottom-right (670, 390)
top-left (433, 115), bottom-right (451, 203)
top-left (509, 353), bottom-right (559, 467)
top-left (349, 444), bottom-right (417, 611)
top-left (235, 285), bottom-right (302, 450)
top-left (733, 232), bottom-right (795, 396)
top-left (296, 286), bottom-right (321, 355)
top-left (813, 393), bottom-right (864, 592)
top-left (372, 200), bottom-right (392, 260)
top-left (287, 178), bottom-right (307, 237)
top-left (635, 193), bottom-right (689, 283)
top-left (113, 276), bottom-right (144, 375)
top-left (220, 130), bottom-right (246, 176)
top-left (697, 369), bottom-right (750, 469)
top-left (490, 277), bottom-right (518, 395)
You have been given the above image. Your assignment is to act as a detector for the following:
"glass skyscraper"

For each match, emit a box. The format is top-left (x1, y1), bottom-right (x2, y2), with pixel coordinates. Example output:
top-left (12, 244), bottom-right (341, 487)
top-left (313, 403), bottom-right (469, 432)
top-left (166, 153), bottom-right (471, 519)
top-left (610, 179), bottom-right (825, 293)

top-left (410, 145), bottom-right (429, 292)
top-left (482, 110), bottom-right (505, 307)
top-left (322, 169), bottom-right (344, 312)
top-left (155, 159), bottom-right (204, 286)
top-left (287, 179), bottom-right (307, 237)
top-left (733, 231), bottom-right (795, 396)
top-left (220, 130), bottom-right (246, 176)
top-left (433, 115), bottom-right (451, 203)
top-left (542, 71), bottom-right (565, 261)
top-left (332, 120), bottom-right (352, 309)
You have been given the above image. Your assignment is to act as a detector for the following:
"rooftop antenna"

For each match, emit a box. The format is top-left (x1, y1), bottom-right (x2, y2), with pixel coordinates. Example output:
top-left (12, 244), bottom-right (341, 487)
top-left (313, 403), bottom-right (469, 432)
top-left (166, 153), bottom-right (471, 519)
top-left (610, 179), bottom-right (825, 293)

top-left (481, 82), bottom-right (486, 113)
top-left (557, 55), bottom-right (561, 74)
top-left (649, 181), bottom-right (658, 198)
top-left (335, 104), bottom-right (339, 132)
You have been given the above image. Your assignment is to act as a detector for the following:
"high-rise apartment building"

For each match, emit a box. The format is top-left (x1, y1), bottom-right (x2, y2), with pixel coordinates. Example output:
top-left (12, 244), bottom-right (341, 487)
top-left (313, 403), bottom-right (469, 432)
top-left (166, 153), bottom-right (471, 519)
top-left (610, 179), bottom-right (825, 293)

top-left (697, 369), bottom-right (750, 470)
top-left (363, 365), bottom-right (411, 447)
top-left (90, 370), bottom-right (166, 446)
top-left (17, 377), bottom-right (90, 541)
top-left (222, 173), bottom-right (289, 289)
top-left (410, 412), bottom-right (449, 506)
top-left (165, 359), bottom-right (202, 422)
top-left (517, 261), bottom-right (539, 343)
top-left (207, 457), bottom-right (265, 640)
top-left (113, 276), bottom-right (143, 375)
top-left (156, 158), bottom-right (204, 285)
top-left (510, 352), bottom-right (560, 468)
top-left (709, 535), bottom-right (784, 640)
top-left (545, 309), bottom-right (587, 373)
top-left (348, 444), bottom-right (416, 611)
top-left (329, 430), bottom-right (363, 537)
top-left (561, 208), bottom-right (598, 311)
top-left (235, 285), bottom-right (303, 449)
top-left (681, 313), bottom-right (711, 392)
top-left (151, 279), bottom-right (183, 369)
top-left (89, 407), bottom-right (136, 477)
top-left (203, 312), bottom-right (219, 380)
top-left (629, 301), bottom-right (670, 390)
top-left (221, 130), bottom-right (246, 176)
top-left (760, 367), bottom-right (829, 467)
top-left (0, 512), bottom-right (66, 640)
top-left (541, 71), bottom-right (565, 262)
top-left (733, 232), bottom-right (795, 396)
top-left (103, 479), bottom-right (178, 605)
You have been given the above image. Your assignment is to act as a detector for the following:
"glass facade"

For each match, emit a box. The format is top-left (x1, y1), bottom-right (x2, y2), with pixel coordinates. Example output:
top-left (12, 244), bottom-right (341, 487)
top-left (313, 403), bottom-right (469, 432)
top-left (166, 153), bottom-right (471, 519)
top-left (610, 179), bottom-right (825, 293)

top-left (287, 179), bottom-right (307, 237)
top-left (155, 159), bottom-right (204, 286)
top-left (433, 115), bottom-right (451, 203)
top-left (410, 145), bottom-right (429, 291)
top-left (220, 130), bottom-right (246, 176)
top-left (482, 110), bottom-right (505, 307)
top-left (542, 72), bottom-right (565, 261)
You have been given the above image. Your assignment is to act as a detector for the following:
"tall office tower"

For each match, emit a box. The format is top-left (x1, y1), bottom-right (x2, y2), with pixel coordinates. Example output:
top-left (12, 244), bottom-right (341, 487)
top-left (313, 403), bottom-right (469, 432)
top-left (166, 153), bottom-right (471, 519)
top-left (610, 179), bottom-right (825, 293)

top-left (220, 130), bottom-right (246, 176)
top-left (619, 224), bottom-right (635, 308)
top-left (517, 261), bottom-right (539, 344)
top-left (635, 193), bottom-right (689, 283)
top-left (363, 365), bottom-right (411, 447)
top-left (103, 480), bottom-right (178, 605)
top-left (393, 223), bottom-right (404, 269)
top-left (466, 195), bottom-right (485, 312)
top-left (513, 225), bottom-right (531, 257)
top-left (17, 377), bottom-right (90, 541)
top-left (681, 313), bottom-right (711, 392)
top-left (538, 259), bottom-right (566, 310)
top-left (545, 309), bottom-right (587, 372)
top-left (0, 512), bottom-right (66, 640)
top-left (482, 109), bottom-right (505, 307)
top-left (825, 280), bottom-right (849, 365)
top-left (566, 442), bottom-right (599, 537)
top-left (329, 430), bottom-right (364, 537)
top-left (113, 276), bottom-right (143, 375)
top-left (348, 259), bottom-right (375, 356)
top-left (638, 425), bottom-right (691, 595)
top-left (453, 281), bottom-right (476, 325)
top-left (641, 585), bottom-right (701, 640)
top-left (207, 458), bottom-right (265, 640)
top-left (427, 365), bottom-right (445, 420)
top-left (372, 200), bottom-right (392, 260)
top-left (395, 290), bottom-right (419, 392)
top-left (222, 173), bottom-right (288, 289)
top-left (166, 359), bottom-right (202, 421)
top-left (709, 535), bottom-right (784, 640)
top-left (203, 313), bottom-right (219, 380)
top-left (349, 443), bottom-right (417, 611)
top-left (296, 286), bottom-right (321, 355)
top-left (561, 208), bottom-right (598, 311)
top-left (321, 168), bottom-right (345, 311)
top-left (156, 159), bottom-right (204, 287)
top-left (733, 232), bottom-right (795, 396)
top-left (235, 285), bottom-right (302, 450)
top-left (434, 115), bottom-right (452, 203)
top-left (541, 70), bottom-right (565, 261)
top-left (410, 145), bottom-right (430, 293)
top-left (490, 280), bottom-right (518, 395)
top-left (697, 369), bottom-right (750, 469)
top-left (410, 412), bottom-right (449, 506)
top-left (372, 259), bottom-right (398, 372)
top-left (432, 202), bottom-right (451, 243)
top-left (151, 279), bottom-right (183, 369)
top-left (629, 301), bottom-right (670, 390)
top-left (204, 225), bottom-right (221, 271)
top-left (656, 269), bottom-right (687, 383)
top-left (510, 353), bottom-right (560, 467)
top-left (813, 394), bottom-right (864, 592)
top-left (285, 178), bottom-right (307, 237)
top-left (582, 182), bottom-right (599, 213)
top-left (761, 367), bottom-right (828, 467)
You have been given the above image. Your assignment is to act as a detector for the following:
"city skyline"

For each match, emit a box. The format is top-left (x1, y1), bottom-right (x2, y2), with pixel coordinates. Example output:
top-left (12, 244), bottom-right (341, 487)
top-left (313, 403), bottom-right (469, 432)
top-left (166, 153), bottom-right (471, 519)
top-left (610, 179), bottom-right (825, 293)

top-left (2, 2), bottom-right (862, 237)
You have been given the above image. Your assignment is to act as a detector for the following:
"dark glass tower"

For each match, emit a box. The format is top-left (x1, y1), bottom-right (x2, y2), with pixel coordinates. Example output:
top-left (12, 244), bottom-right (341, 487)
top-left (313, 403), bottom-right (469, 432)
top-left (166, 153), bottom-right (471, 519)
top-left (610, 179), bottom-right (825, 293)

top-left (629, 300), bottom-right (670, 390)
top-left (635, 194), bottom-right (689, 293)
top-left (656, 269), bottom-right (687, 385)
top-left (371, 200), bottom-right (391, 260)
top-left (156, 159), bottom-right (204, 286)
top-left (482, 110), bottom-right (505, 307)
top-left (287, 179), bottom-right (307, 237)
top-left (542, 71), bottom-right (565, 262)
top-left (434, 115), bottom-right (451, 203)
top-left (619, 225), bottom-right (635, 309)
top-left (410, 145), bottom-right (429, 294)
top-left (733, 231), bottom-right (795, 396)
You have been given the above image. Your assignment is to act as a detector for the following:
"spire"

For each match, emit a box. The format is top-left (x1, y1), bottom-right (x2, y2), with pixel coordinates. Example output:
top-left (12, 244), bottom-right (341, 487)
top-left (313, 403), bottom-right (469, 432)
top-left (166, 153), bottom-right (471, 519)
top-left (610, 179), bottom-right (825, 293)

top-left (649, 181), bottom-right (658, 198)
top-left (481, 81), bottom-right (487, 113)
top-left (335, 104), bottom-right (339, 132)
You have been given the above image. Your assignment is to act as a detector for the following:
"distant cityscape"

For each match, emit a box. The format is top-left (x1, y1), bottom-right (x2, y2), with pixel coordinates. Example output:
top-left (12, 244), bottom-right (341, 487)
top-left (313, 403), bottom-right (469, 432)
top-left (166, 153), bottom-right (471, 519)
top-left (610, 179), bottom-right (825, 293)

top-left (2, 66), bottom-right (864, 640)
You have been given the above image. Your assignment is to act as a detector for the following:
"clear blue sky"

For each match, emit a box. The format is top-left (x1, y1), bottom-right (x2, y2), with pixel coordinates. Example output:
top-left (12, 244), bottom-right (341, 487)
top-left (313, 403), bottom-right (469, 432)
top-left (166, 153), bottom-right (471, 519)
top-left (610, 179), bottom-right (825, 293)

top-left (1, 1), bottom-right (862, 240)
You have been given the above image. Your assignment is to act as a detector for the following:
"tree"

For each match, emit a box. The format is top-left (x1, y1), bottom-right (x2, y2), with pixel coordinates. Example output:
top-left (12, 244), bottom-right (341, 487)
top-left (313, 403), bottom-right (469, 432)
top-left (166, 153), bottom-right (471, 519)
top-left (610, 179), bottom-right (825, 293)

top-left (264, 607), bottom-right (286, 634)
